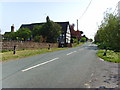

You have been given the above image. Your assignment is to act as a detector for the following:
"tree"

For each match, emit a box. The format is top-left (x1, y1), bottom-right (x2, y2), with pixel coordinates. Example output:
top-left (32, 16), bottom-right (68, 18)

top-left (80, 37), bottom-right (86, 42)
top-left (94, 11), bottom-right (120, 51)
top-left (34, 35), bottom-right (41, 42)
top-left (3, 32), bottom-right (16, 40)
top-left (40, 16), bottom-right (62, 43)
top-left (32, 25), bottom-right (43, 38)
top-left (16, 28), bottom-right (32, 41)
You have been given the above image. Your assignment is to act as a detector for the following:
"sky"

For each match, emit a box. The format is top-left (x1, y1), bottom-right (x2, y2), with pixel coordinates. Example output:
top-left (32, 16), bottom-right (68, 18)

top-left (0, 0), bottom-right (120, 39)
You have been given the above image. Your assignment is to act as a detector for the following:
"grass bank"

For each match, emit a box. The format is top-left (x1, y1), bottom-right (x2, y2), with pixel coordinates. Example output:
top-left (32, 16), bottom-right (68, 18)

top-left (1, 48), bottom-right (68, 62)
top-left (97, 50), bottom-right (120, 63)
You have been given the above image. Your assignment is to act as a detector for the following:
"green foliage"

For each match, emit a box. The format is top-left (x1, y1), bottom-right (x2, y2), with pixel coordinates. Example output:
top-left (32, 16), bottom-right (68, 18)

top-left (80, 37), bottom-right (86, 42)
top-left (33, 25), bottom-right (42, 38)
top-left (16, 28), bottom-right (32, 41)
top-left (89, 39), bottom-right (93, 42)
top-left (94, 11), bottom-right (120, 51)
top-left (41, 20), bottom-right (62, 43)
top-left (3, 32), bottom-right (17, 40)
top-left (31, 17), bottom-right (62, 43)
top-left (34, 35), bottom-right (41, 42)
top-left (72, 38), bottom-right (78, 43)
top-left (2, 47), bottom-right (68, 61)
top-left (97, 50), bottom-right (120, 63)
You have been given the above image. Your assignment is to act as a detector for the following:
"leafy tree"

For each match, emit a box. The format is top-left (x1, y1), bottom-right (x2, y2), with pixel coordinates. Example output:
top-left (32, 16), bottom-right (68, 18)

top-left (94, 11), bottom-right (120, 51)
top-left (40, 16), bottom-right (62, 43)
top-left (34, 35), bottom-right (41, 42)
top-left (3, 32), bottom-right (16, 40)
top-left (80, 37), bottom-right (86, 42)
top-left (3, 33), bottom-right (11, 40)
top-left (16, 28), bottom-right (32, 41)
top-left (10, 32), bottom-right (17, 40)
top-left (32, 25), bottom-right (43, 38)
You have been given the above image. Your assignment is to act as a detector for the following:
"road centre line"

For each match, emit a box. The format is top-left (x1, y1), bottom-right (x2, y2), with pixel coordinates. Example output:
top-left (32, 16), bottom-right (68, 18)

top-left (22, 57), bottom-right (59, 72)
top-left (66, 51), bottom-right (77, 56)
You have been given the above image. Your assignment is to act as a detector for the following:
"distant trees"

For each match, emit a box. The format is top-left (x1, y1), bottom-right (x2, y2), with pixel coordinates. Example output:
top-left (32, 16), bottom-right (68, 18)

top-left (80, 37), bottom-right (87, 42)
top-left (80, 35), bottom-right (88, 42)
top-left (94, 11), bottom-right (120, 51)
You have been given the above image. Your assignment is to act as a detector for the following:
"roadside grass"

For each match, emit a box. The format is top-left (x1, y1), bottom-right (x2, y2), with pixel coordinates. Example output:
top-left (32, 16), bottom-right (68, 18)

top-left (1, 48), bottom-right (68, 62)
top-left (97, 50), bottom-right (120, 63)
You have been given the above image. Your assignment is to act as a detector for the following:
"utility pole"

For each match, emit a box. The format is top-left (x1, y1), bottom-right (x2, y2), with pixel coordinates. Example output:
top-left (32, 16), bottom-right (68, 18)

top-left (77, 19), bottom-right (78, 30)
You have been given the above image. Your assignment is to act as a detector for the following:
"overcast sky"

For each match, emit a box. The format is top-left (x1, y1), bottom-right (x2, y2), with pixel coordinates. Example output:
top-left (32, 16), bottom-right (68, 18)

top-left (0, 0), bottom-right (119, 39)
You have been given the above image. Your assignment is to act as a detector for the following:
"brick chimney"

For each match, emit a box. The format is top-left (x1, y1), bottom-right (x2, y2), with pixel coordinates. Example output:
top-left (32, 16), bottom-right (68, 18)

top-left (11, 24), bottom-right (14, 32)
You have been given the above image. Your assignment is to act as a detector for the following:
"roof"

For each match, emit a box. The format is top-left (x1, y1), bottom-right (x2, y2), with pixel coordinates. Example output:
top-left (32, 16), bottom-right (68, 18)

top-left (20, 22), bottom-right (70, 33)
top-left (4, 32), bottom-right (11, 35)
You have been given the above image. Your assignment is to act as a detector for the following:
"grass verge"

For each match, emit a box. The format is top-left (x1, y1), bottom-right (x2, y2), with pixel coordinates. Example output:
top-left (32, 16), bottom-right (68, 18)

top-left (1, 48), bottom-right (68, 62)
top-left (97, 49), bottom-right (120, 63)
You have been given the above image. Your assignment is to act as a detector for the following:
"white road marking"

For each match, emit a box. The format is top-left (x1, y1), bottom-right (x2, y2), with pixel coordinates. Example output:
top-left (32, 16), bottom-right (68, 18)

top-left (84, 83), bottom-right (91, 88)
top-left (89, 80), bottom-right (92, 83)
top-left (91, 73), bottom-right (94, 77)
top-left (22, 57), bottom-right (59, 72)
top-left (66, 51), bottom-right (77, 55)
top-left (99, 58), bottom-right (104, 61)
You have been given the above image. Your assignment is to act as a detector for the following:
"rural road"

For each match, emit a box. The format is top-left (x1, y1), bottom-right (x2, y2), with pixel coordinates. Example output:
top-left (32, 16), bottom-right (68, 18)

top-left (1, 42), bottom-right (119, 88)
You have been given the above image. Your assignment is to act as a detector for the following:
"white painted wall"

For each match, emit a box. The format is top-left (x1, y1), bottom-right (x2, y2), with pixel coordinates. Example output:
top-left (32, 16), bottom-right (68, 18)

top-left (66, 25), bottom-right (71, 43)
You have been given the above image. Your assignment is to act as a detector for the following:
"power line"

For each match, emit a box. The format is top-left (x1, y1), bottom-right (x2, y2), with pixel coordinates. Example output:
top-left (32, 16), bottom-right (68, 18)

top-left (79, 0), bottom-right (93, 19)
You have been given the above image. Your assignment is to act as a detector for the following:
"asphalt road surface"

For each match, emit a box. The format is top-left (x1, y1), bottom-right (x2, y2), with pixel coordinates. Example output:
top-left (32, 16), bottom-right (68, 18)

top-left (2, 42), bottom-right (99, 88)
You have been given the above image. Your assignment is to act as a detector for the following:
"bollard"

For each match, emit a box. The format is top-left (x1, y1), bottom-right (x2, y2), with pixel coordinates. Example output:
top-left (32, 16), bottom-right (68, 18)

top-left (48, 44), bottom-right (50, 50)
top-left (103, 49), bottom-right (107, 56)
top-left (13, 45), bottom-right (16, 54)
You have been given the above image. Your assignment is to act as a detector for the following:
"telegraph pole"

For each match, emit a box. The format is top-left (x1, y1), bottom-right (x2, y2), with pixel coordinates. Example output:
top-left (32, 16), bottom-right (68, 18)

top-left (77, 19), bottom-right (78, 30)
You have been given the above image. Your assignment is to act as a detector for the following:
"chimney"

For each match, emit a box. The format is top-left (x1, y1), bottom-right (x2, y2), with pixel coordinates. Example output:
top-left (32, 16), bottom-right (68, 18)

top-left (46, 16), bottom-right (50, 22)
top-left (11, 24), bottom-right (14, 32)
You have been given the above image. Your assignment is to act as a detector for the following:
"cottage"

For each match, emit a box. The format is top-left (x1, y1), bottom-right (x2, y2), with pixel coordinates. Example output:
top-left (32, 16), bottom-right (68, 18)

top-left (20, 16), bottom-right (71, 47)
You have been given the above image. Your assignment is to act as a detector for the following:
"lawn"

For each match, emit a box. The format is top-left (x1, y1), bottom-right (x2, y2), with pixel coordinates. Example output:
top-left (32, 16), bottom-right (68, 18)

top-left (97, 49), bottom-right (120, 63)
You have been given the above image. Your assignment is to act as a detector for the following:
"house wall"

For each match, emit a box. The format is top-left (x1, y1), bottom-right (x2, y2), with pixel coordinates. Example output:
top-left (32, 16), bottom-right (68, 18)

top-left (66, 25), bottom-right (71, 43)
top-left (2, 41), bottom-right (58, 51)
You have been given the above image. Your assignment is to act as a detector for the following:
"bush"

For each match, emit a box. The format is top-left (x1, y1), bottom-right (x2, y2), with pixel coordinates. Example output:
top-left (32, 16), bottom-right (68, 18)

top-left (80, 37), bottom-right (86, 42)
top-left (34, 36), bottom-right (41, 42)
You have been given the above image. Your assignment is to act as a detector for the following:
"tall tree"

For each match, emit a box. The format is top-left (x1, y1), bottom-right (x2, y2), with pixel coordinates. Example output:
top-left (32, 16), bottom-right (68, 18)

top-left (33, 25), bottom-right (43, 38)
top-left (40, 16), bottom-right (62, 43)
top-left (94, 11), bottom-right (120, 51)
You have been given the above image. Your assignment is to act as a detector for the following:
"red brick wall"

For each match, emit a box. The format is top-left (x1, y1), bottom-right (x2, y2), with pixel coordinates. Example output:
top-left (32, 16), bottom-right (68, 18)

top-left (2, 41), bottom-right (58, 51)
